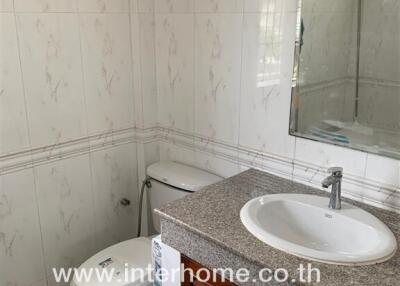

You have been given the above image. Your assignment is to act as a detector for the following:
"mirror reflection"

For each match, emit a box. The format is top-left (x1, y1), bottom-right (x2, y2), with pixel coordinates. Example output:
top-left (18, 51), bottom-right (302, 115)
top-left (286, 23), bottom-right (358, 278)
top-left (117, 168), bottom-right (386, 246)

top-left (290, 0), bottom-right (400, 159)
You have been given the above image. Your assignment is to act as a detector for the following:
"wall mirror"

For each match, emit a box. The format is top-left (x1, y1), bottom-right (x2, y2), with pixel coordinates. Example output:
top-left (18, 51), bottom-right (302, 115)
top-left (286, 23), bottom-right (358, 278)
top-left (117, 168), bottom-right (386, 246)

top-left (290, 0), bottom-right (400, 160)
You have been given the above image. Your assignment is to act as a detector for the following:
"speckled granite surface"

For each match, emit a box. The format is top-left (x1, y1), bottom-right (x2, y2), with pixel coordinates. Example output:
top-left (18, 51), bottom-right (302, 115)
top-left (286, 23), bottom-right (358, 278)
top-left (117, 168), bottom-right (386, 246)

top-left (155, 169), bottom-right (400, 286)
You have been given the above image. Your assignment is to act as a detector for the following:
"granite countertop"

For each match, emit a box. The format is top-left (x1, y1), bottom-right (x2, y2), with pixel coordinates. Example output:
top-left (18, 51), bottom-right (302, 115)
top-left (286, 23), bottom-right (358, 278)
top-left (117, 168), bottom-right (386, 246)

top-left (155, 169), bottom-right (400, 286)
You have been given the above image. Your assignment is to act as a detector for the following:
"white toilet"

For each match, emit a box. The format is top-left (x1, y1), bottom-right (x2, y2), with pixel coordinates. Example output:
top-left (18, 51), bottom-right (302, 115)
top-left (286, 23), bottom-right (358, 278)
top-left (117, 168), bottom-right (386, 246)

top-left (71, 161), bottom-right (222, 286)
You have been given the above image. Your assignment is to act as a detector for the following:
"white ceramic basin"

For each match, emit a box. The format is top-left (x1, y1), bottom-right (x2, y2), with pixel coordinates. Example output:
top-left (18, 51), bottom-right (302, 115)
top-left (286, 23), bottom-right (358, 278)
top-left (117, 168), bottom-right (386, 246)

top-left (240, 194), bottom-right (397, 265)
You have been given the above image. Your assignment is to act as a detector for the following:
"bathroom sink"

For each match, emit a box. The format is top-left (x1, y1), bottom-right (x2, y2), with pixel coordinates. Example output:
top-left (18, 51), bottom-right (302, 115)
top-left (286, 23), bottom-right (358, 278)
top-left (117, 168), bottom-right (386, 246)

top-left (240, 194), bottom-right (397, 265)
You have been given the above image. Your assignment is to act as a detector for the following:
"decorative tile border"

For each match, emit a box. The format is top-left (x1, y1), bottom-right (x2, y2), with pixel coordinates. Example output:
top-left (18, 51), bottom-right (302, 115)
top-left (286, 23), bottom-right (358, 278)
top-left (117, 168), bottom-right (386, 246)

top-left (300, 76), bottom-right (400, 95)
top-left (292, 158), bottom-right (400, 212)
top-left (0, 126), bottom-right (158, 175)
top-left (2, 125), bottom-right (398, 212)
top-left (299, 77), bottom-right (352, 95)
top-left (157, 127), bottom-right (400, 213)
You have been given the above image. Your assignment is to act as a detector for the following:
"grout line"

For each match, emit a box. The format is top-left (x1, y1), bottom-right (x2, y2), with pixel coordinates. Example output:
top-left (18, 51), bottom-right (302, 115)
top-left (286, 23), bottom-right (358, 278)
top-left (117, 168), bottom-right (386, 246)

top-left (152, 0), bottom-right (159, 128)
top-left (127, 2), bottom-right (139, 129)
top-left (192, 7), bottom-right (196, 163)
top-left (7, 11), bottom-right (134, 14)
top-left (0, 10), bottom-right (257, 15)
top-left (76, 13), bottom-right (90, 145)
top-left (236, 4), bottom-right (245, 167)
top-left (137, 14), bottom-right (146, 129)
top-left (364, 153), bottom-right (369, 178)
top-left (11, 3), bottom-right (32, 168)
top-left (76, 8), bottom-right (99, 252)
top-left (129, 0), bottom-right (145, 236)
top-left (292, 137), bottom-right (298, 180)
top-left (11, 2), bottom-right (49, 284)
top-left (127, 2), bottom-right (141, 200)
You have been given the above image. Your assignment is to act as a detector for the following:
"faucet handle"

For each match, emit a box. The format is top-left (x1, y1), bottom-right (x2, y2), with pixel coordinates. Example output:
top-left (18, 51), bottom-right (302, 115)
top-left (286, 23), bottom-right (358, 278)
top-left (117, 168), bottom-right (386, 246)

top-left (327, 167), bottom-right (343, 176)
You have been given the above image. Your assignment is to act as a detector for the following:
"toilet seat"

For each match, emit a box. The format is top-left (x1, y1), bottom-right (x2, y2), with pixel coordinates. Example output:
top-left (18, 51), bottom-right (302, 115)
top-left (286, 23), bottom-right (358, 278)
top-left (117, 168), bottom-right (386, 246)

top-left (71, 237), bottom-right (153, 286)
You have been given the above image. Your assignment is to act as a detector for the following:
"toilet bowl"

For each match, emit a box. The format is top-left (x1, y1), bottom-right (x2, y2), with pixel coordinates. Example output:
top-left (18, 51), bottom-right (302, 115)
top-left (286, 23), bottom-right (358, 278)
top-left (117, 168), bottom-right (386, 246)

top-left (72, 161), bottom-right (222, 286)
top-left (70, 238), bottom-right (152, 286)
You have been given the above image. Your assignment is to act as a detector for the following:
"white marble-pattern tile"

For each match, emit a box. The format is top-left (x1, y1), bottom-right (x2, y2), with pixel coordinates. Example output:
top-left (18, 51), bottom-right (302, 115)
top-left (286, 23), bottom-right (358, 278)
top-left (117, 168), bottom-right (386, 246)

top-left (194, 150), bottom-right (239, 178)
top-left (155, 0), bottom-right (194, 13)
top-left (77, 0), bottom-right (129, 13)
top-left (159, 141), bottom-right (195, 166)
top-left (365, 154), bottom-right (400, 188)
top-left (90, 144), bottom-right (138, 250)
top-left (144, 141), bottom-right (160, 167)
top-left (359, 7), bottom-right (399, 82)
top-left (130, 0), bottom-right (138, 12)
top-left (0, 0), bottom-right (13, 11)
top-left (14, 0), bottom-right (76, 12)
top-left (79, 14), bottom-right (135, 134)
top-left (137, 0), bottom-right (154, 13)
top-left (131, 13), bottom-right (157, 128)
top-left (342, 81), bottom-right (356, 120)
top-left (297, 83), bottom-right (351, 133)
top-left (0, 14), bottom-right (30, 155)
top-left (135, 141), bottom-right (158, 236)
top-left (130, 12), bottom-right (143, 128)
top-left (244, 0), bottom-right (297, 13)
top-left (239, 12), bottom-right (296, 157)
top-left (356, 2), bottom-right (400, 135)
top-left (17, 14), bottom-right (87, 148)
top-left (155, 14), bottom-right (194, 132)
top-left (194, 0), bottom-right (243, 13)
top-left (365, 0), bottom-right (400, 14)
top-left (357, 84), bottom-right (400, 132)
top-left (292, 141), bottom-right (371, 205)
top-left (294, 137), bottom-right (368, 177)
top-left (302, 0), bottom-right (358, 13)
top-left (299, 11), bottom-right (355, 85)
top-left (0, 169), bottom-right (46, 286)
top-left (240, 148), bottom-right (294, 180)
top-left (34, 155), bottom-right (96, 274)
top-left (194, 14), bottom-right (242, 144)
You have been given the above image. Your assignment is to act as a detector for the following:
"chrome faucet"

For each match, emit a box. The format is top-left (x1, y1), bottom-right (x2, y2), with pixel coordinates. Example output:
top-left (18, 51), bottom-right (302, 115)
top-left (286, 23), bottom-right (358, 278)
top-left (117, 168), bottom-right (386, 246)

top-left (322, 167), bottom-right (343, 210)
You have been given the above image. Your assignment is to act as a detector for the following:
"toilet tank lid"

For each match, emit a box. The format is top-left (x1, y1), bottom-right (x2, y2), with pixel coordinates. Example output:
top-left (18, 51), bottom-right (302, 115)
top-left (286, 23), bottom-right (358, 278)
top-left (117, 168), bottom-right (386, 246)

top-left (147, 161), bottom-right (223, 192)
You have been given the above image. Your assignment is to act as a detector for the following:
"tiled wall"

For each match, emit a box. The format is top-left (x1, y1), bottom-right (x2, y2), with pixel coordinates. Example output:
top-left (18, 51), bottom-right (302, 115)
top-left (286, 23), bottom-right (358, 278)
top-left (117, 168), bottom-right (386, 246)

top-left (0, 1), bottom-right (150, 285)
top-left (298, 0), bottom-right (400, 136)
top-left (297, 0), bottom-right (358, 132)
top-left (1, 1), bottom-right (400, 285)
top-left (357, 0), bottom-right (400, 131)
top-left (152, 0), bottom-right (400, 212)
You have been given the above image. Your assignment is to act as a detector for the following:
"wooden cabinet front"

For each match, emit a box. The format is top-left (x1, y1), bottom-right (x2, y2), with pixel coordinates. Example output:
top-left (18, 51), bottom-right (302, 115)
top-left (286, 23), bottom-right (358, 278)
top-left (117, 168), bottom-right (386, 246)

top-left (181, 255), bottom-right (237, 286)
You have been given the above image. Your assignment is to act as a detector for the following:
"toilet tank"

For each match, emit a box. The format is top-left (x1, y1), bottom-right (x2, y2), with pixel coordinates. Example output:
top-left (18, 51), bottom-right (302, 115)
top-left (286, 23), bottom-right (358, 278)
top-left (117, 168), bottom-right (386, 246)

top-left (147, 161), bottom-right (223, 233)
